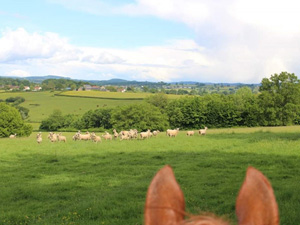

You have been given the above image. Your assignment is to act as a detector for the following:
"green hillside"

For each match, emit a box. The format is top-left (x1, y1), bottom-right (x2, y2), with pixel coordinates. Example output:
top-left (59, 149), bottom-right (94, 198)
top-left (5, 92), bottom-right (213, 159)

top-left (0, 91), bottom-right (142, 123)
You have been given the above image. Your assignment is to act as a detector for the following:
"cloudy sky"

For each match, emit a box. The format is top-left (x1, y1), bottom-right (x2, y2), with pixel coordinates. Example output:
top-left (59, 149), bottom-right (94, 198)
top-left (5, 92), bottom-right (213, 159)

top-left (1, 0), bottom-right (300, 83)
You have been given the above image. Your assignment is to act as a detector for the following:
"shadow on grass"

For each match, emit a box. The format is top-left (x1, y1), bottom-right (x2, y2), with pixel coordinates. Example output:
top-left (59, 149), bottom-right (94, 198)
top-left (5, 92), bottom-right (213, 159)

top-left (207, 131), bottom-right (300, 142)
top-left (0, 150), bottom-right (299, 225)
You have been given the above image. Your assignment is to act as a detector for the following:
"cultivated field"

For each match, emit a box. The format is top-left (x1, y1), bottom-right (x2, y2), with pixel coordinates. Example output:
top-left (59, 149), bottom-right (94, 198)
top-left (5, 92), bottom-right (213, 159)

top-left (0, 127), bottom-right (299, 225)
top-left (59, 91), bottom-right (181, 100)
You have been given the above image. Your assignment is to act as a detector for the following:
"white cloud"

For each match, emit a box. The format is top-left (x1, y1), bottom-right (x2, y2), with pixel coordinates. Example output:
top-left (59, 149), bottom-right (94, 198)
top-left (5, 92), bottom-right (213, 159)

top-left (120, 0), bottom-right (210, 29)
top-left (0, 28), bottom-right (70, 63)
top-left (4, 0), bottom-right (300, 84)
top-left (6, 69), bottom-right (31, 77)
top-left (44, 0), bottom-right (300, 82)
top-left (0, 28), bottom-right (212, 82)
top-left (230, 0), bottom-right (300, 35)
top-left (48, 0), bottom-right (210, 28)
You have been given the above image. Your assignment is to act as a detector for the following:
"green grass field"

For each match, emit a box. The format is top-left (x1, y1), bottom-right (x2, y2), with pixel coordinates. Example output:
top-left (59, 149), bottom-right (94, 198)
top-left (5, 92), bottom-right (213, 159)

top-left (0, 92), bottom-right (142, 123)
top-left (0, 127), bottom-right (299, 225)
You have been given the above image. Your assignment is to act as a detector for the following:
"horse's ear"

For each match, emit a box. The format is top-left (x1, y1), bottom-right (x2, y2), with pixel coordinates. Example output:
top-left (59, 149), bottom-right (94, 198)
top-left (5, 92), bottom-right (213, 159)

top-left (236, 167), bottom-right (279, 225)
top-left (144, 165), bottom-right (185, 225)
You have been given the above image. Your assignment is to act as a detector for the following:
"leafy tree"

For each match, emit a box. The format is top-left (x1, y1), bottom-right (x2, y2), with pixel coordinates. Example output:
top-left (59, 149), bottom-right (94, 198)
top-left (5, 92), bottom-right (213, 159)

top-left (258, 72), bottom-right (300, 125)
top-left (106, 86), bottom-right (117, 92)
top-left (126, 86), bottom-right (135, 92)
top-left (79, 108), bottom-right (112, 130)
top-left (62, 114), bottom-right (82, 129)
top-left (110, 103), bottom-right (169, 131)
top-left (0, 102), bottom-right (32, 137)
top-left (234, 87), bottom-right (259, 126)
top-left (145, 93), bottom-right (169, 112)
top-left (5, 96), bottom-right (25, 104)
top-left (142, 86), bottom-right (149, 92)
top-left (5, 97), bottom-right (29, 119)
top-left (39, 109), bottom-right (65, 130)
top-left (70, 84), bottom-right (77, 90)
top-left (167, 97), bottom-right (207, 129)
top-left (15, 106), bottom-right (30, 120)
top-left (204, 94), bottom-right (241, 128)
top-left (19, 84), bottom-right (24, 91)
top-left (177, 89), bottom-right (189, 95)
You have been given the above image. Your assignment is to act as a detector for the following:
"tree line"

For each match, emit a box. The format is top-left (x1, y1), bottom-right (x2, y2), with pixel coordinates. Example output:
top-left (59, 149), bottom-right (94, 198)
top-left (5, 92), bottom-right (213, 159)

top-left (40, 72), bottom-right (300, 131)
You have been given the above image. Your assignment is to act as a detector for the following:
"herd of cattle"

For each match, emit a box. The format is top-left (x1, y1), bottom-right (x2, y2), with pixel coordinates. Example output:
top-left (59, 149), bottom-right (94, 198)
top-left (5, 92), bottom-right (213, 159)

top-left (11, 127), bottom-right (208, 144)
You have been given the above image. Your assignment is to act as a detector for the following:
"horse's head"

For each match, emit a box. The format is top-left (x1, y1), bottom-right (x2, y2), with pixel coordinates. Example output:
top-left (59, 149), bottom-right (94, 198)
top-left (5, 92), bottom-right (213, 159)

top-left (145, 165), bottom-right (279, 225)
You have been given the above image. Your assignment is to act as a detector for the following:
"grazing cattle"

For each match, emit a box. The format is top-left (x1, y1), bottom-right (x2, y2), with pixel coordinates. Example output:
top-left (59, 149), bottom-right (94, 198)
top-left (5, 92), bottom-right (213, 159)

top-left (144, 165), bottom-right (279, 225)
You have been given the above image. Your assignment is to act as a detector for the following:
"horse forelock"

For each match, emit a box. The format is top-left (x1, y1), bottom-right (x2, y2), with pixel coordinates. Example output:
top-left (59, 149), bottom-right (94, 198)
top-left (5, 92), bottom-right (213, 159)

top-left (179, 214), bottom-right (230, 225)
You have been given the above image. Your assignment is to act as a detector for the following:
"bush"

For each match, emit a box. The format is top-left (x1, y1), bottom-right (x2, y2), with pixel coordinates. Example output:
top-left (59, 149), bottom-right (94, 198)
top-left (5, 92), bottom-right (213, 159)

top-left (5, 96), bottom-right (25, 105)
top-left (79, 108), bottom-right (112, 130)
top-left (0, 102), bottom-right (32, 137)
top-left (110, 103), bottom-right (169, 131)
top-left (15, 106), bottom-right (30, 120)
top-left (39, 109), bottom-right (65, 131)
top-left (40, 111), bottom-right (82, 131)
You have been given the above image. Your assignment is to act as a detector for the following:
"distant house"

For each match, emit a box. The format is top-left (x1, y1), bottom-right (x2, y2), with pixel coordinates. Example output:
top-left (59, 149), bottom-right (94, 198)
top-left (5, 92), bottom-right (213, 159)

top-left (91, 85), bottom-right (100, 90)
top-left (82, 85), bottom-right (100, 91)
top-left (117, 87), bottom-right (126, 93)
top-left (100, 86), bottom-right (107, 91)
top-left (23, 86), bottom-right (30, 91)
top-left (9, 85), bottom-right (19, 91)
top-left (33, 86), bottom-right (42, 91)
top-left (83, 85), bottom-right (92, 91)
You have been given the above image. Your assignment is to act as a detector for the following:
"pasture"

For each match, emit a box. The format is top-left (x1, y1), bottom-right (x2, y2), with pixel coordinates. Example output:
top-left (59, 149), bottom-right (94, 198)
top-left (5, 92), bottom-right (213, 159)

top-left (0, 91), bottom-right (142, 123)
top-left (0, 127), bottom-right (300, 225)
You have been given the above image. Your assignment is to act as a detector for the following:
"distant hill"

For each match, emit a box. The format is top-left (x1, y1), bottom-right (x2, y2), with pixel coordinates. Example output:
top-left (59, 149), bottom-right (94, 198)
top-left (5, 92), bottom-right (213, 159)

top-left (90, 79), bottom-right (157, 86)
top-left (169, 81), bottom-right (259, 86)
top-left (0, 75), bottom-right (259, 86)
top-left (25, 75), bottom-right (71, 83)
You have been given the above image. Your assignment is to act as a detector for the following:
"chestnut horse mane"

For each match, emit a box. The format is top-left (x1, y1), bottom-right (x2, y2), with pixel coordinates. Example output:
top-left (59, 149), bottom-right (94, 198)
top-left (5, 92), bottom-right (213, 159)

top-left (180, 215), bottom-right (230, 225)
top-left (145, 205), bottom-right (229, 225)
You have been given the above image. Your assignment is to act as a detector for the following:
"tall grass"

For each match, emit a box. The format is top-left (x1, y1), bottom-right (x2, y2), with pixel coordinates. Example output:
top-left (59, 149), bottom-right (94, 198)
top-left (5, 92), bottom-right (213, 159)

top-left (0, 127), bottom-right (299, 224)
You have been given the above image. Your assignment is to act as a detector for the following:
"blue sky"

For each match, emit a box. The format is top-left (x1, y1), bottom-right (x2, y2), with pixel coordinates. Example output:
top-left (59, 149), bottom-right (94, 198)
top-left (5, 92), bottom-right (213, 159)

top-left (0, 0), bottom-right (193, 48)
top-left (1, 0), bottom-right (300, 83)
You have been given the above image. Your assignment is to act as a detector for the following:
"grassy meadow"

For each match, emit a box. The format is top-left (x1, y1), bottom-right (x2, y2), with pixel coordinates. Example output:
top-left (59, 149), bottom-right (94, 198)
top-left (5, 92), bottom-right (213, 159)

top-left (0, 127), bottom-right (300, 225)
top-left (0, 91), bottom-right (142, 123)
